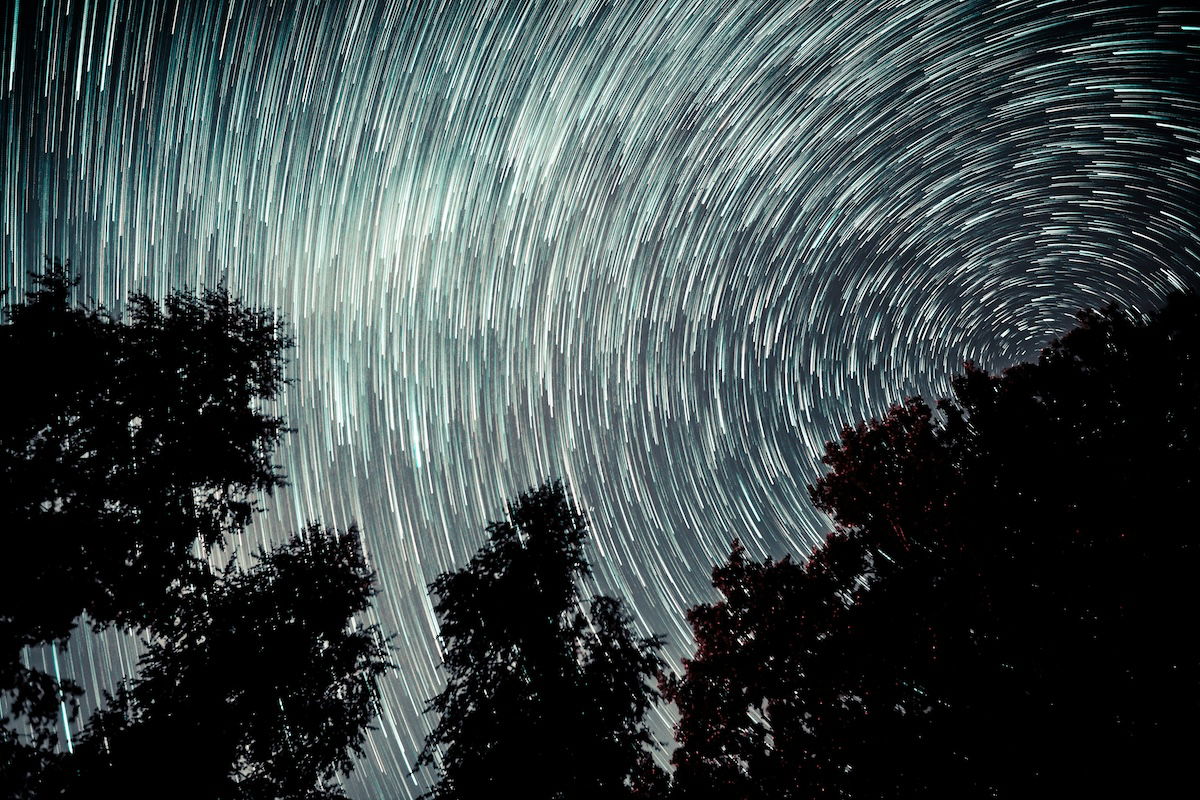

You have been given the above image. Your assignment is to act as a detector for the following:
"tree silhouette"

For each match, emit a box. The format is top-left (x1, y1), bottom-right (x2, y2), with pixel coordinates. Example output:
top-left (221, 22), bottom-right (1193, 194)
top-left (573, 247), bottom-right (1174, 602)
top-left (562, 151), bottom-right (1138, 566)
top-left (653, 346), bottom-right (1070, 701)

top-left (57, 526), bottom-right (391, 800)
top-left (1, 264), bottom-right (391, 798)
top-left (1, 265), bottom-right (289, 637)
top-left (667, 291), bottom-right (1200, 798)
top-left (416, 481), bottom-right (665, 800)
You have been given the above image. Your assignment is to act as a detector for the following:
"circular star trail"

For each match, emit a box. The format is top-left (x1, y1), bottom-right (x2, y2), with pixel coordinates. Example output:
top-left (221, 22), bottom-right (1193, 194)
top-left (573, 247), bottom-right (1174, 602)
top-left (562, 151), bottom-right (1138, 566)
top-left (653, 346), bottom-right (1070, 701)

top-left (4, 1), bottom-right (1198, 795)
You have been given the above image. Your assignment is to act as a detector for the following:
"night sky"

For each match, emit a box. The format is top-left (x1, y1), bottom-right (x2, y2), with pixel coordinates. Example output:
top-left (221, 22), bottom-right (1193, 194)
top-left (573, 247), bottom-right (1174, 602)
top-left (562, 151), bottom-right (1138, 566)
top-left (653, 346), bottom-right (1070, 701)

top-left (3, 1), bottom-right (1198, 796)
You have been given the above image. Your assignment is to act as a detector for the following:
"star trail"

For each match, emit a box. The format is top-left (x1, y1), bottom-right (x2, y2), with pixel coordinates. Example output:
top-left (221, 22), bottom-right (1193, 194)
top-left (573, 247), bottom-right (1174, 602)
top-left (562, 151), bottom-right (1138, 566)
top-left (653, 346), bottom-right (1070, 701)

top-left (3, 1), bottom-right (1198, 796)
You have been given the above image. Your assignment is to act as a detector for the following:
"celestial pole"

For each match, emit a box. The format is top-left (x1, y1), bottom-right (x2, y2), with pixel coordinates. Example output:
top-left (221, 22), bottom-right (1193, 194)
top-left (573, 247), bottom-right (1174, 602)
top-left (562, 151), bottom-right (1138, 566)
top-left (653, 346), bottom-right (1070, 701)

top-left (3, 1), bottom-right (1198, 796)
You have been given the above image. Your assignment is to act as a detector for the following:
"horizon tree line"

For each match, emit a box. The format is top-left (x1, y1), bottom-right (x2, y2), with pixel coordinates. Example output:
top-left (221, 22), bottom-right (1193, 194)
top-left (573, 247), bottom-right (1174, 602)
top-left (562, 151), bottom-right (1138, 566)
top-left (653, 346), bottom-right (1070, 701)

top-left (3, 262), bottom-right (1196, 798)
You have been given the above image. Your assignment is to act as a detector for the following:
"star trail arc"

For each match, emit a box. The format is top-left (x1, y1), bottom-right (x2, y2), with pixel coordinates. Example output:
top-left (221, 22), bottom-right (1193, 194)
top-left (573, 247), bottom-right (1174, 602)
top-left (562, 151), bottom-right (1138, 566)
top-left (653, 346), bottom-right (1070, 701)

top-left (3, 1), bottom-right (1198, 796)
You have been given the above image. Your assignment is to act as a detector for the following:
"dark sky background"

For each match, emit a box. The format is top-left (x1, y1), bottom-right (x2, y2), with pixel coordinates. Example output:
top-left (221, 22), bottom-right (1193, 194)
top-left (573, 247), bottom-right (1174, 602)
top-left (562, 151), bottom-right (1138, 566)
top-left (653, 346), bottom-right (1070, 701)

top-left (3, 1), bottom-right (1198, 796)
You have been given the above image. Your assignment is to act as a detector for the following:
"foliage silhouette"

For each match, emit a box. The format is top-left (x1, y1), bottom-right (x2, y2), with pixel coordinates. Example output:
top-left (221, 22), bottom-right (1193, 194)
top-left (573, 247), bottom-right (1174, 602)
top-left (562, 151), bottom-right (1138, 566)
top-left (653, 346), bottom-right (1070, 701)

top-left (56, 526), bottom-right (391, 800)
top-left (666, 291), bottom-right (1200, 798)
top-left (1, 264), bottom-right (391, 798)
top-left (416, 480), bottom-right (666, 800)
top-left (1, 264), bottom-right (289, 636)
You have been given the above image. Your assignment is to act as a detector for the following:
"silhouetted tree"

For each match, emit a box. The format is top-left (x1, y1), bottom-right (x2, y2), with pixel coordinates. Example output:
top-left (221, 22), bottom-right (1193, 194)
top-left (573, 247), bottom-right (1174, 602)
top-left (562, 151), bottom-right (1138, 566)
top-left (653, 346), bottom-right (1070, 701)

top-left (663, 542), bottom-right (800, 800)
top-left (667, 291), bottom-right (1200, 798)
top-left (1, 264), bottom-right (289, 635)
top-left (1, 264), bottom-right (392, 798)
top-left (416, 481), bottom-right (665, 800)
top-left (56, 526), bottom-right (391, 800)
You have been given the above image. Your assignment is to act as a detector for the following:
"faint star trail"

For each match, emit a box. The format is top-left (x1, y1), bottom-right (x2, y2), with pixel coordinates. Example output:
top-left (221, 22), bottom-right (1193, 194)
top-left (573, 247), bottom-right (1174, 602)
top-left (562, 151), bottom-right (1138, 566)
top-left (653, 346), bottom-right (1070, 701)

top-left (3, 1), bottom-right (1198, 795)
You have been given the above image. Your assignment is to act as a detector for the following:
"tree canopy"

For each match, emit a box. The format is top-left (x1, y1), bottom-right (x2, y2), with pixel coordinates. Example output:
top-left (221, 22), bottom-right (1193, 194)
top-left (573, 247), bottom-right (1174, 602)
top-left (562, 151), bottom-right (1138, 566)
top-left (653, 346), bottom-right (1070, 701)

top-left (1, 265), bottom-right (290, 648)
top-left (9, 262), bottom-right (1196, 798)
top-left (666, 291), bottom-right (1200, 798)
top-left (1, 264), bottom-right (391, 799)
top-left (58, 526), bottom-right (390, 800)
top-left (416, 480), bottom-right (666, 800)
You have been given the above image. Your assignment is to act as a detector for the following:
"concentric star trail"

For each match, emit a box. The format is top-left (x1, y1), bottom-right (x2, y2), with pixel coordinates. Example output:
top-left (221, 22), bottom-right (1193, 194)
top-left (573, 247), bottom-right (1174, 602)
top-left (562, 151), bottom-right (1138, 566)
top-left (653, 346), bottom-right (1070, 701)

top-left (4, 1), bottom-right (1198, 795)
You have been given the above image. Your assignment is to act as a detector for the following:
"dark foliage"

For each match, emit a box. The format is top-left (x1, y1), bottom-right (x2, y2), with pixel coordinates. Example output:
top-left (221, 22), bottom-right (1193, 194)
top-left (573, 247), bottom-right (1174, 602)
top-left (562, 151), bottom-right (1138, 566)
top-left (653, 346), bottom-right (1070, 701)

top-left (667, 291), bottom-right (1200, 798)
top-left (416, 481), bottom-right (666, 800)
top-left (1, 264), bottom-right (391, 798)
top-left (54, 526), bottom-right (391, 800)
top-left (1, 265), bottom-right (290, 642)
